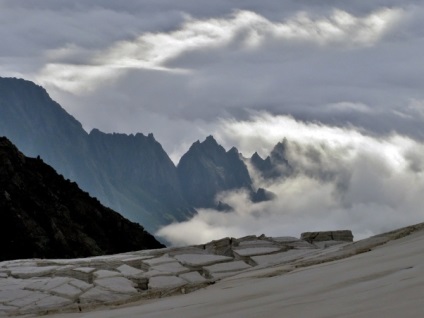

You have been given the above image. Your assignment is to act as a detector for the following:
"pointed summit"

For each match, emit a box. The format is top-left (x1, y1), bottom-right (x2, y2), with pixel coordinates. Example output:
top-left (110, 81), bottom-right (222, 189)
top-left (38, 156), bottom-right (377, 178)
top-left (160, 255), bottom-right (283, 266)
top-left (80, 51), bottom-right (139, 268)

top-left (250, 152), bottom-right (272, 174)
top-left (227, 146), bottom-right (240, 155)
top-left (204, 135), bottom-right (218, 145)
top-left (271, 138), bottom-right (289, 163)
top-left (251, 138), bottom-right (292, 179)
top-left (251, 152), bottom-right (263, 161)
top-left (178, 137), bottom-right (252, 208)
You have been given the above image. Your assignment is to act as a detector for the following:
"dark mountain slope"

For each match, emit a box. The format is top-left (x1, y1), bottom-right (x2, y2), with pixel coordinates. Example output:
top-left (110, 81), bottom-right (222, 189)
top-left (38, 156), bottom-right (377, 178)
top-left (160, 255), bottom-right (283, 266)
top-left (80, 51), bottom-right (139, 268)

top-left (0, 137), bottom-right (164, 261)
top-left (87, 129), bottom-right (194, 227)
top-left (0, 77), bottom-right (273, 230)
top-left (0, 77), bottom-right (193, 231)
top-left (0, 77), bottom-right (97, 187)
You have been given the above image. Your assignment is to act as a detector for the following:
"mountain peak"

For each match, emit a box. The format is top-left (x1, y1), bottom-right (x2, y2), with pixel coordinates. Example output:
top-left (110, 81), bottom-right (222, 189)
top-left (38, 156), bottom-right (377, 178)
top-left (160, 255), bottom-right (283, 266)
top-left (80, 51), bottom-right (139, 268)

top-left (227, 146), bottom-right (239, 155)
top-left (251, 152), bottom-right (263, 161)
top-left (203, 135), bottom-right (218, 146)
top-left (178, 136), bottom-right (252, 208)
top-left (271, 138), bottom-right (290, 163)
top-left (273, 138), bottom-right (288, 151)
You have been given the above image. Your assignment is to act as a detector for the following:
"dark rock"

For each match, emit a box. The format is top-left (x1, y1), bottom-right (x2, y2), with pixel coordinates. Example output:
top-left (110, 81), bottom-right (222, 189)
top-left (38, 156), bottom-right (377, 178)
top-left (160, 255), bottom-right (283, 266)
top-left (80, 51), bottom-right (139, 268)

top-left (250, 152), bottom-right (273, 173)
top-left (300, 230), bottom-right (354, 243)
top-left (177, 136), bottom-right (253, 208)
top-left (0, 137), bottom-right (165, 261)
top-left (203, 237), bottom-right (234, 257)
top-left (250, 139), bottom-right (293, 180)
top-left (216, 201), bottom-right (233, 212)
top-left (87, 129), bottom-right (195, 229)
top-left (0, 77), bottom-right (194, 232)
top-left (250, 188), bottom-right (277, 203)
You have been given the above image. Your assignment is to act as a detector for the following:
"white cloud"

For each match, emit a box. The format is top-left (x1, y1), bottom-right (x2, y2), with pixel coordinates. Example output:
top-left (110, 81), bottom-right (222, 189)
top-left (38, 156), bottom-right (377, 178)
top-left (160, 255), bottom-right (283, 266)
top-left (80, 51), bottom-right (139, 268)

top-left (158, 115), bottom-right (424, 245)
top-left (35, 8), bottom-right (402, 94)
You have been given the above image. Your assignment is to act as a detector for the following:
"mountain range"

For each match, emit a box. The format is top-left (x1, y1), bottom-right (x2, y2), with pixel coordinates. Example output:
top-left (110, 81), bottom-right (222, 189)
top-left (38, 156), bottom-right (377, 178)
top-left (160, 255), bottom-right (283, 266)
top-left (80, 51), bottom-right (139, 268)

top-left (0, 77), bottom-right (288, 233)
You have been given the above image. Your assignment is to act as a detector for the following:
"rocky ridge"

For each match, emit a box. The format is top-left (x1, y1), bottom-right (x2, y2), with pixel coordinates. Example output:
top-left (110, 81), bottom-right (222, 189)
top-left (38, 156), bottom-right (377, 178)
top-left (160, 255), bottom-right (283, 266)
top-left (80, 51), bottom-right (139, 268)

top-left (0, 77), bottom-right (269, 231)
top-left (250, 139), bottom-right (293, 180)
top-left (1, 224), bottom-right (421, 317)
top-left (0, 137), bottom-right (164, 261)
top-left (177, 135), bottom-right (253, 208)
top-left (0, 77), bottom-right (194, 232)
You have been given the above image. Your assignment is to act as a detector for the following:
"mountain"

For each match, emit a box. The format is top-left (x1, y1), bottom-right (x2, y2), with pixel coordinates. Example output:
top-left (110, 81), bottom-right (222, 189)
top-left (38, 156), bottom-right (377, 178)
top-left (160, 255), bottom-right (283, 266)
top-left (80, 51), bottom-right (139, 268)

top-left (86, 129), bottom-right (194, 229)
top-left (0, 137), bottom-right (164, 261)
top-left (0, 77), bottom-right (194, 231)
top-left (0, 77), bottom-right (273, 231)
top-left (250, 138), bottom-right (293, 179)
top-left (177, 136), bottom-right (253, 208)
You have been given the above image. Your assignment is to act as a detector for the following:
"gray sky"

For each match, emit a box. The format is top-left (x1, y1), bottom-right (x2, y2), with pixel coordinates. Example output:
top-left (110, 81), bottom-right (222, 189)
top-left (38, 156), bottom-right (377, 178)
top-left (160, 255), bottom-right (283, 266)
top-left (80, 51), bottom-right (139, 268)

top-left (2, 0), bottom-right (424, 241)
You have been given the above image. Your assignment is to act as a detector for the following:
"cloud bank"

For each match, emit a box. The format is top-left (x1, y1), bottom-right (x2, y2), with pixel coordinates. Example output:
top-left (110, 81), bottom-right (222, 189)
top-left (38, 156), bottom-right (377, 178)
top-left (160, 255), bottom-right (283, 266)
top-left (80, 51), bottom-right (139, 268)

top-left (2, 1), bottom-right (424, 158)
top-left (158, 115), bottom-right (424, 245)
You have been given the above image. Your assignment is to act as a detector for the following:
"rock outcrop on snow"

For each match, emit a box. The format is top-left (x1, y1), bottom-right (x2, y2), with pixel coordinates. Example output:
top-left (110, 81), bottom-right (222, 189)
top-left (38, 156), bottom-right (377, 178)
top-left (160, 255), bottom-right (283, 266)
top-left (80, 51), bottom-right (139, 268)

top-left (300, 230), bottom-right (354, 243)
top-left (0, 234), bottom-right (310, 315)
top-left (3, 223), bottom-right (422, 317)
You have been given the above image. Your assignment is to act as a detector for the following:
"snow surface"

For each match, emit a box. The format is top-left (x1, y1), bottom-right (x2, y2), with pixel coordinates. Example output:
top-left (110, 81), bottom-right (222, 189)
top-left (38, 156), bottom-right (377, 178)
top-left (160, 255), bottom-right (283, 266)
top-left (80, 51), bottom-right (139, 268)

top-left (1, 224), bottom-right (424, 317)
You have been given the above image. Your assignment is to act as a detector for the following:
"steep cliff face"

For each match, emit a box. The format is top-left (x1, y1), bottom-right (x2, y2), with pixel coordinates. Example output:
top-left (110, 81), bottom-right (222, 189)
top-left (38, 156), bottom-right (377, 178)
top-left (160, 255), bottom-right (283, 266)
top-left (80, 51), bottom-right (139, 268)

top-left (0, 77), bottom-right (193, 232)
top-left (87, 129), bottom-right (194, 228)
top-left (0, 137), bottom-right (164, 261)
top-left (177, 136), bottom-right (253, 208)
top-left (0, 77), bottom-right (274, 233)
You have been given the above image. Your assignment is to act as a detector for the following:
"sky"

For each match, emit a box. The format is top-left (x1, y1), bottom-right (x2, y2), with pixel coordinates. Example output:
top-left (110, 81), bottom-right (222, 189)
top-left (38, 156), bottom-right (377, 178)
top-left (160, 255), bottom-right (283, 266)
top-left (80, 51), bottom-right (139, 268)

top-left (1, 0), bottom-right (424, 244)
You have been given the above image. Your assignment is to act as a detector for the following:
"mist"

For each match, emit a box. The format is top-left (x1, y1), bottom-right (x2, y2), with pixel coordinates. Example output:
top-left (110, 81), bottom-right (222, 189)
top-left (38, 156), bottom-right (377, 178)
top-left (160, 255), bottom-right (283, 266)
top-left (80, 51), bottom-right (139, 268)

top-left (158, 114), bottom-right (424, 245)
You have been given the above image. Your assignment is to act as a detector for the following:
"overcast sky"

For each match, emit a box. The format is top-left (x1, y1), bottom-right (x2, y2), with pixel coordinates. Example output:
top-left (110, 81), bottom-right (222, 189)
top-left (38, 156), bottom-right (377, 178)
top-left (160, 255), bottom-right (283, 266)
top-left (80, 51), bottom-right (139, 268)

top-left (2, 0), bottom-right (424, 242)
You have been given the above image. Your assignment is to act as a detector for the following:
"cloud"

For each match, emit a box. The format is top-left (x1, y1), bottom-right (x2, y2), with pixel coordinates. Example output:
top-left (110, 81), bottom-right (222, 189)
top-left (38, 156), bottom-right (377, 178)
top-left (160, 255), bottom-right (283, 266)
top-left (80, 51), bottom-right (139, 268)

top-left (10, 2), bottom-right (420, 160)
top-left (157, 115), bottom-right (424, 245)
top-left (35, 8), bottom-right (402, 93)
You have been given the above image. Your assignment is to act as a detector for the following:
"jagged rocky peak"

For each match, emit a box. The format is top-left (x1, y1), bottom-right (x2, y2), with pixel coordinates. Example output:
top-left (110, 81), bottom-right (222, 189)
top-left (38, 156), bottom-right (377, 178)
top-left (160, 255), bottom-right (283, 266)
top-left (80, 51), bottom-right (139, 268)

top-left (204, 134), bottom-right (219, 145)
top-left (227, 146), bottom-right (240, 155)
top-left (87, 128), bottom-right (192, 227)
top-left (250, 151), bottom-right (273, 172)
top-left (251, 151), bottom-right (262, 161)
top-left (178, 135), bottom-right (253, 208)
top-left (186, 135), bottom-right (226, 158)
top-left (251, 138), bottom-right (292, 180)
top-left (0, 136), bottom-right (164, 261)
top-left (270, 138), bottom-right (290, 163)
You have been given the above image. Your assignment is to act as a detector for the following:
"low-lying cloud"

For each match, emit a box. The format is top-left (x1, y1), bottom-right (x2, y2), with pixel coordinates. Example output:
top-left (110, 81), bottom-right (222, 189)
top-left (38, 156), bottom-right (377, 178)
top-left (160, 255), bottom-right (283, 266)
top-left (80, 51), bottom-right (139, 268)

top-left (158, 114), bottom-right (424, 245)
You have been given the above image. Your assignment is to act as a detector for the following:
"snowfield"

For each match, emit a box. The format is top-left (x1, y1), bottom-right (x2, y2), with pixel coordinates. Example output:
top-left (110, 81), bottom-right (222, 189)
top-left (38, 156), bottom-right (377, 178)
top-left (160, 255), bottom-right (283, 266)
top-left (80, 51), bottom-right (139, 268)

top-left (1, 223), bottom-right (424, 317)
